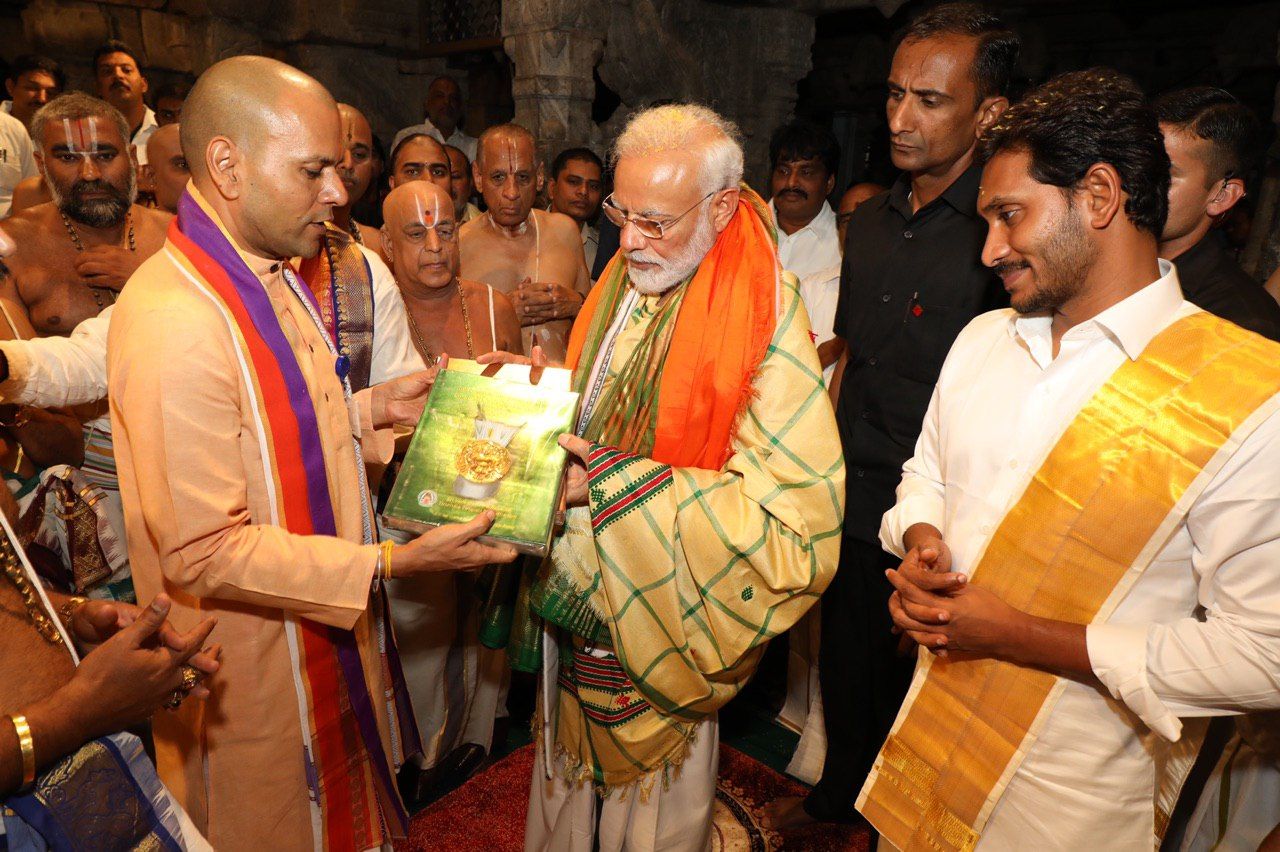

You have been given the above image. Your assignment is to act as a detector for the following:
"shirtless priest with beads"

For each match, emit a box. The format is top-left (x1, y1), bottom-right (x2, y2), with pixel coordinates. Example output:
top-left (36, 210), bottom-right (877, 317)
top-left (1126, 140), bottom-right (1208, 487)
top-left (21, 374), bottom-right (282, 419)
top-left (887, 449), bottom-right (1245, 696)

top-left (382, 180), bottom-right (521, 362)
top-left (459, 124), bottom-right (591, 362)
top-left (381, 179), bottom-right (521, 801)
top-left (0, 93), bottom-right (167, 338)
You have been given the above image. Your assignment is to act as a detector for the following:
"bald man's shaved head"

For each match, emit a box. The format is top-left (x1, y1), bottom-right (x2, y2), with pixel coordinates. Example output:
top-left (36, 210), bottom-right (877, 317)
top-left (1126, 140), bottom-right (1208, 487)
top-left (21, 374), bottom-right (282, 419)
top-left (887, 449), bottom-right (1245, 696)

top-left (180, 55), bottom-right (346, 261)
top-left (180, 56), bottom-right (335, 181)
top-left (337, 103), bottom-right (376, 202)
top-left (382, 180), bottom-right (460, 292)
top-left (144, 123), bottom-right (188, 213)
top-left (383, 180), bottom-right (454, 228)
top-left (337, 102), bottom-right (369, 130)
top-left (476, 123), bottom-right (536, 168)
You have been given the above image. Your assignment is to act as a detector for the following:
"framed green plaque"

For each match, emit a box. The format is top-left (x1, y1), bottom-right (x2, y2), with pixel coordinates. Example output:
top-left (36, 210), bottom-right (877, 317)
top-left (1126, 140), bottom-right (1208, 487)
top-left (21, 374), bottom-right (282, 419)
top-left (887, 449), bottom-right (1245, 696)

top-left (382, 362), bottom-right (580, 555)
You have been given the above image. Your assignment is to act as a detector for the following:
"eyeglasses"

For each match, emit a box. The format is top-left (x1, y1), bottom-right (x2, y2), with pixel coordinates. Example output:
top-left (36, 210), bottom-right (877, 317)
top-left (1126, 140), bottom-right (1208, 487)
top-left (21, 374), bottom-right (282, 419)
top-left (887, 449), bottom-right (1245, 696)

top-left (601, 190), bottom-right (716, 240)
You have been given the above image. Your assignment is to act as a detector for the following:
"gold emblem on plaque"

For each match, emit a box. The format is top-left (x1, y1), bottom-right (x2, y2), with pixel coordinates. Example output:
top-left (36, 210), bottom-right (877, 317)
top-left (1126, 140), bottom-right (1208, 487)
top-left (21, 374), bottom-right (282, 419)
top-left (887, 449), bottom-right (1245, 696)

top-left (456, 438), bottom-right (512, 484)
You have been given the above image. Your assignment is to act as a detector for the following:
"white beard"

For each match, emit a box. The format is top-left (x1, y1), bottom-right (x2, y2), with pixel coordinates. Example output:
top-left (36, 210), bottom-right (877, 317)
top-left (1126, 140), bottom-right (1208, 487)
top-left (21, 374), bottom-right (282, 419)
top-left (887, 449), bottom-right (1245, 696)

top-left (625, 211), bottom-right (718, 295)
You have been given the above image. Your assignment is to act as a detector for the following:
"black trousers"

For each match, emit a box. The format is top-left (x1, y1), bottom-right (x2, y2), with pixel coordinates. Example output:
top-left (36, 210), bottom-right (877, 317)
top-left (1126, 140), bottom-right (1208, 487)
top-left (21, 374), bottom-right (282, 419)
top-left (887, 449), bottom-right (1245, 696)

top-left (804, 537), bottom-right (917, 822)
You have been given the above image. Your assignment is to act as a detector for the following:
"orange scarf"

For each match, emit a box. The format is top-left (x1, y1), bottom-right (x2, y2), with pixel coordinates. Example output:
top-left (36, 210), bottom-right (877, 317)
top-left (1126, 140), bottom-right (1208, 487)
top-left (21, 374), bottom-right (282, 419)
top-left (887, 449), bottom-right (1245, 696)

top-left (565, 186), bottom-right (779, 470)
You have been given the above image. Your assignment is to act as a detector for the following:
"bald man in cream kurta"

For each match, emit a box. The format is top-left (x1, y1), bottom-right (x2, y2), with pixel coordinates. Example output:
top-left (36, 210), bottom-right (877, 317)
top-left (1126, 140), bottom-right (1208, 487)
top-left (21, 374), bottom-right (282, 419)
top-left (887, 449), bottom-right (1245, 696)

top-left (107, 238), bottom-right (401, 849)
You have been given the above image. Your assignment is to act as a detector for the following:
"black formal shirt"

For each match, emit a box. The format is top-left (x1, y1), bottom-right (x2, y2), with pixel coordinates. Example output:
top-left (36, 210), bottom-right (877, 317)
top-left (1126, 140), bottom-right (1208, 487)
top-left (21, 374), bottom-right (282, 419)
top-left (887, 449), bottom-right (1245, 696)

top-left (1172, 231), bottom-right (1280, 342)
top-left (592, 215), bottom-right (620, 280)
top-left (834, 163), bottom-right (1006, 545)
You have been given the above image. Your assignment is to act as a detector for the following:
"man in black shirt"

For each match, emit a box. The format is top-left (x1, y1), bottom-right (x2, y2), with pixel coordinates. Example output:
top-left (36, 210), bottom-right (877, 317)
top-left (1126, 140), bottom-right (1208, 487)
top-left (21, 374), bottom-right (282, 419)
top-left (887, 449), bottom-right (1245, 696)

top-left (1154, 87), bottom-right (1280, 341)
top-left (765, 2), bottom-right (1017, 832)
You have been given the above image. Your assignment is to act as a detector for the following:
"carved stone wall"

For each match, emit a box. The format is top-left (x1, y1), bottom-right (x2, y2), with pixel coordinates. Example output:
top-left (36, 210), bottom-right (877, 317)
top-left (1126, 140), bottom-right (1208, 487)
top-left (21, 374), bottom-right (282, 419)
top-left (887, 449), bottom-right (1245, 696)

top-left (503, 0), bottom-right (817, 188)
top-left (8, 0), bottom-right (832, 187)
top-left (8, 0), bottom-right (446, 142)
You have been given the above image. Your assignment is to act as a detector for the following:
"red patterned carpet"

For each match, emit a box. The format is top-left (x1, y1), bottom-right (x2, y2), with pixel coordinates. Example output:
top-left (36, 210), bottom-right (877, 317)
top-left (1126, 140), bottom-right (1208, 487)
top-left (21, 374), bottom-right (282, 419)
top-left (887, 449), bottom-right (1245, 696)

top-left (402, 743), bottom-right (869, 851)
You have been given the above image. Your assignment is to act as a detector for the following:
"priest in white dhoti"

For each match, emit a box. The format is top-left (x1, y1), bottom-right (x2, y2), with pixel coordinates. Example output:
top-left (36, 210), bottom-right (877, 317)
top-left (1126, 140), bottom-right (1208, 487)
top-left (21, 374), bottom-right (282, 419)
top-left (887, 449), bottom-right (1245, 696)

top-left (859, 70), bottom-right (1280, 852)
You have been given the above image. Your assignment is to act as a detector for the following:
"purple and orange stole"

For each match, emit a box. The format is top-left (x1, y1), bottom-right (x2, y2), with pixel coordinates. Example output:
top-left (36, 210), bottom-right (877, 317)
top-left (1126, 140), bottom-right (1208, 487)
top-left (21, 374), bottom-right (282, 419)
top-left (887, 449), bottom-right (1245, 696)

top-left (167, 190), bottom-right (417, 848)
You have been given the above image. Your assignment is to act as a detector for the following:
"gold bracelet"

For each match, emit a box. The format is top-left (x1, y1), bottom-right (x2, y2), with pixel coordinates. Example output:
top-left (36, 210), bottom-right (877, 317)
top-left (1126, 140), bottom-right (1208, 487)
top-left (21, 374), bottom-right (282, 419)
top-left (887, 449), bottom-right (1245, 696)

top-left (9, 713), bottom-right (35, 791)
top-left (380, 540), bottom-right (395, 581)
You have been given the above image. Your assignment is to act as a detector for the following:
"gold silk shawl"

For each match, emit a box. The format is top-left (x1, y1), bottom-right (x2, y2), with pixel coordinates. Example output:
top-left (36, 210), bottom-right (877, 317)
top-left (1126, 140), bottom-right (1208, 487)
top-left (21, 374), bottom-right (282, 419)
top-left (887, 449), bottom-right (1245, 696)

top-left (859, 311), bottom-right (1280, 851)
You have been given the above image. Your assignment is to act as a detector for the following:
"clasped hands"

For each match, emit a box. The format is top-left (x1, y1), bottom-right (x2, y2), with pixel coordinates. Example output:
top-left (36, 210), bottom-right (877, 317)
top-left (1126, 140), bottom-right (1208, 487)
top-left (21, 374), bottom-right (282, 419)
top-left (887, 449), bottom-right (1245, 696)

top-left (887, 525), bottom-right (1023, 658)
top-left (512, 278), bottom-right (583, 326)
top-left (63, 594), bottom-right (222, 734)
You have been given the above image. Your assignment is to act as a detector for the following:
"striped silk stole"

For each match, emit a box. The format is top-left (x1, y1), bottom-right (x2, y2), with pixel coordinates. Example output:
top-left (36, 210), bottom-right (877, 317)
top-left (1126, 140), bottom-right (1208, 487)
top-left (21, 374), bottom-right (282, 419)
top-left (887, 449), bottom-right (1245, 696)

top-left (166, 189), bottom-right (414, 849)
top-left (859, 311), bottom-right (1280, 852)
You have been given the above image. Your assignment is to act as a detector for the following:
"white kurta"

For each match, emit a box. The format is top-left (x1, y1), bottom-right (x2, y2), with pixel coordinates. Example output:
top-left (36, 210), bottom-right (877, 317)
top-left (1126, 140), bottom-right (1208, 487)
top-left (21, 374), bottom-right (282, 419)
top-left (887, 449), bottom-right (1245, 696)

top-left (875, 262), bottom-right (1280, 849)
top-left (781, 264), bottom-right (836, 746)
top-left (797, 263), bottom-right (840, 386)
top-left (131, 107), bottom-right (159, 167)
top-left (0, 109), bottom-right (37, 218)
top-left (771, 199), bottom-right (841, 283)
top-left (391, 119), bottom-right (478, 163)
top-left (0, 246), bottom-right (421, 409)
top-left (771, 202), bottom-right (840, 756)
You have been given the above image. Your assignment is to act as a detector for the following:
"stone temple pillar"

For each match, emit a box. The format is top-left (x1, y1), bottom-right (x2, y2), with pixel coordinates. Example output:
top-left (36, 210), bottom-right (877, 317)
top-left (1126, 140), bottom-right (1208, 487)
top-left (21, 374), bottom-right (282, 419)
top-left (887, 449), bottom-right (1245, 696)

top-left (594, 0), bottom-right (814, 191)
top-left (502, 0), bottom-right (609, 164)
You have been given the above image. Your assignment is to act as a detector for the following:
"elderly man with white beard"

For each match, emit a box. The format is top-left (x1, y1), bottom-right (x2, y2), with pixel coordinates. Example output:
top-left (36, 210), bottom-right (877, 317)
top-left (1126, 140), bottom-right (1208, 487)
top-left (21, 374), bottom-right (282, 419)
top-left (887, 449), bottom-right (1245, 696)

top-left (504, 103), bottom-right (844, 852)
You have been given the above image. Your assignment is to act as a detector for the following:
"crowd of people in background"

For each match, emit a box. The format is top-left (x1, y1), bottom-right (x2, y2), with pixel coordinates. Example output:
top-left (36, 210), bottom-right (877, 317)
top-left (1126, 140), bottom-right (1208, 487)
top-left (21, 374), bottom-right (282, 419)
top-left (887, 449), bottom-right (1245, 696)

top-left (2, 2), bottom-right (1280, 849)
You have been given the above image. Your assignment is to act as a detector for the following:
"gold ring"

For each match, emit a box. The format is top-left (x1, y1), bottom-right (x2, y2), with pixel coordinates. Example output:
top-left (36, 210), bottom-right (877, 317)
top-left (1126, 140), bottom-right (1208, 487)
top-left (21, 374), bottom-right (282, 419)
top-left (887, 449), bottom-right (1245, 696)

top-left (165, 690), bottom-right (185, 710)
top-left (179, 665), bottom-right (200, 693)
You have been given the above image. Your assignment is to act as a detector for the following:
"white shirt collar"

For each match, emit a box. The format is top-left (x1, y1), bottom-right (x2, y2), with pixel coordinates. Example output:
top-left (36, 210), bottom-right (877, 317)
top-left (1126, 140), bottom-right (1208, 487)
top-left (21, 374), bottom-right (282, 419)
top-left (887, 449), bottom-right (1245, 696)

top-left (1011, 258), bottom-right (1185, 363)
top-left (422, 118), bottom-right (473, 146)
top-left (769, 199), bottom-right (836, 240)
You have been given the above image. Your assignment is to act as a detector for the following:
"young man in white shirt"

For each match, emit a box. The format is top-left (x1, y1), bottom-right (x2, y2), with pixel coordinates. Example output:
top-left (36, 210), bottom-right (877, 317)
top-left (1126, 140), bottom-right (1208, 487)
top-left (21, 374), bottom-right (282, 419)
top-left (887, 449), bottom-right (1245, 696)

top-left (546, 147), bottom-right (604, 273)
top-left (861, 68), bottom-right (1280, 851)
top-left (768, 120), bottom-right (844, 387)
top-left (768, 120), bottom-right (841, 282)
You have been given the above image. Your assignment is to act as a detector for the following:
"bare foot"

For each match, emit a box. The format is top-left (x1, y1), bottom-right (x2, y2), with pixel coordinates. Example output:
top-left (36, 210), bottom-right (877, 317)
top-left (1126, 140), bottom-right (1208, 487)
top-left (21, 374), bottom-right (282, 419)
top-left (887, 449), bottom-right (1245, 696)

top-left (761, 795), bottom-right (817, 831)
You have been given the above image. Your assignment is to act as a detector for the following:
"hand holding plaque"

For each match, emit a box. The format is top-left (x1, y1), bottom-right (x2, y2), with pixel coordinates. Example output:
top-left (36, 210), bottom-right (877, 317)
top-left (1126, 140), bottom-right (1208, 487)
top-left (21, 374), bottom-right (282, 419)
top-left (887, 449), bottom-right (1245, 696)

top-left (390, 509), bottom-right (519, 575)
top-left (383, 360), bottom-right (580, 556)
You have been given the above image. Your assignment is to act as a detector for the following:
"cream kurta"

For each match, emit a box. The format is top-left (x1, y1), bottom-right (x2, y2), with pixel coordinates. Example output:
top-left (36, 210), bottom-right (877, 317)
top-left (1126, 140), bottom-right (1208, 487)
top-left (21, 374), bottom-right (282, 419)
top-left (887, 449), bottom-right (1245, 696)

top-left (107, 226), bottom-right (398, 850)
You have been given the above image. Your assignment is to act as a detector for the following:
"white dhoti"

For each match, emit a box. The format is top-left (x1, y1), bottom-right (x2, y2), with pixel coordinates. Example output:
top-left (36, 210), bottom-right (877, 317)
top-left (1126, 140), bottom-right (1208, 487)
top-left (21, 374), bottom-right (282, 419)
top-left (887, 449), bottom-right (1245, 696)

top-left (389, 570), bottom-right (508, 766)
top-left (524, 718), bottom-right (719, 852)
top-left (782, 605), bottom-right (826, 783)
